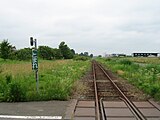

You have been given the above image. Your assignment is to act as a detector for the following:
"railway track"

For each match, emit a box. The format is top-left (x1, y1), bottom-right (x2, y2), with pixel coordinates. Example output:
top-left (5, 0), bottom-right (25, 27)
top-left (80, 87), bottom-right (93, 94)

top-left (64, 61), bottom-right (160, 120)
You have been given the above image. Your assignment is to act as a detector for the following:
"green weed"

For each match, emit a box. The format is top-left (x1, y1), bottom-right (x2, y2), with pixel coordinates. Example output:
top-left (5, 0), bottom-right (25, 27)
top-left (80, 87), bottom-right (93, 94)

top-left (5, 81), bottom-right (27, 102)
top-left (0, 60), bottom-right (90, 102)
top-left (97, 58), bottom-right (160, 101)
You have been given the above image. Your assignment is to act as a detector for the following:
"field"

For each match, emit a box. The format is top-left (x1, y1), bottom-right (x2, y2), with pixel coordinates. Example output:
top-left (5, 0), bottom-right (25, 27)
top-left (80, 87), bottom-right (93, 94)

top-left (0, 59), bottom-right (90, 102)
top-left (127, 57), bottom-right (160, 64)
top-left (97, 57), bottom-right (160, 101)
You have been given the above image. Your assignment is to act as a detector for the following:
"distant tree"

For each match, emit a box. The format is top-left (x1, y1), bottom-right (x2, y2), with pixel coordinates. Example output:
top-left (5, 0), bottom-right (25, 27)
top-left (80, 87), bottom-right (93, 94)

top-left (71, 49), bottom-right (75, 55)
top-left (59, 41), bottom-right (74, 59)
top-left (98, 55), bottom-right (102, 57)
top-left (0, 40), bottom-right (13, 60)
top-left (80, 52), bottom-right (84, 56)
top-left (38, 46), bottom-right (47, 59)
top-left (54, 48), bottom-right (63, 59)
top-left (38, 46), bottom-right (53, 60)
top-left (16, 48), bottom-right (32, 61)
top-left (10, 46), bottom-right (17, 60)
top-left (90, 54), bottom-right (93, 58)
top-left (84, 52), bottom-right (89, 57)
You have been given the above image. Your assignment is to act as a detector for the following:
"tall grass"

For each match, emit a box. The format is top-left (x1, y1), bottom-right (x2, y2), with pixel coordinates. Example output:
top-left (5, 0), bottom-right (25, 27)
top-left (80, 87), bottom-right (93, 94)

top-left (97, 58), bottom-right (160, 101)
top-left (0, 60), bottom-right (90, 102)
top-left (127, 57), bottom-right (160, 64)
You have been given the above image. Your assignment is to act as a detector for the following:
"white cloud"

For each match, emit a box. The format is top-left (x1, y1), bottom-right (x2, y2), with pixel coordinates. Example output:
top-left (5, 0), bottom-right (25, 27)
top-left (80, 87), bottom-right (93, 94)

top-left (0, 0), bottom-right (160, 55)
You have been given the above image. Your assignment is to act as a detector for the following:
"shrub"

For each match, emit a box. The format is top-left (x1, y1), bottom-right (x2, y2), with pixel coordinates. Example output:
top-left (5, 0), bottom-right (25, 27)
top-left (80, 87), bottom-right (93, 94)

top-left (119, 59), bottom-right (132, 65)
top-left (0, 77), bottom-right (7, 101)
top-left (73, 56), bottom-right (89, 61)
top-left (105, 58), bottom-right (111, 61)
top-left (5, 74), bottom-right (12, 84)
top-left (0, 60), bottom-right (90, 102)
top-left (0, 65), bottom-right (3, 73)
top-left (5, 81), bottom-right (26, 102)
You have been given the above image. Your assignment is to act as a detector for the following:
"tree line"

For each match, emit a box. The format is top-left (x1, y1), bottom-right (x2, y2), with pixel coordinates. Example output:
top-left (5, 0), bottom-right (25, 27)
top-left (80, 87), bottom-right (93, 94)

top-left (0, 40), bottom-right (93, 61)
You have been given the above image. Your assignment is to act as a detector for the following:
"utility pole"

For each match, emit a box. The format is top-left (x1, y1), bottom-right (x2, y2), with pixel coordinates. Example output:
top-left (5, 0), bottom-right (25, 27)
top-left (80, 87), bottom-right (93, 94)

top-left (30, 37), bottom-right (39, 93)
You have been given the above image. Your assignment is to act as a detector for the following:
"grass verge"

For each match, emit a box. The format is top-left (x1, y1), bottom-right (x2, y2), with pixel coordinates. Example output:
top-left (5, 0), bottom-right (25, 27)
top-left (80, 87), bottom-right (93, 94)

top-left (97, 57), bottom-right (160, 101)
top-left (0, 60), bottom-right (90, 102)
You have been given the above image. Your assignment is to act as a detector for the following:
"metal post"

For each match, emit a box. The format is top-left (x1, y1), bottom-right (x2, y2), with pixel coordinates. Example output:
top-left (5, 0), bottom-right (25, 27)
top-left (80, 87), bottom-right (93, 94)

top-left (30, 37), bottom-right (39, 93)
top-left (35, 69), bottom-right (39, 93)
top-left (35, 39), bottom-right (37, 49)
top-left (34, 39), bottom-right (39, 93)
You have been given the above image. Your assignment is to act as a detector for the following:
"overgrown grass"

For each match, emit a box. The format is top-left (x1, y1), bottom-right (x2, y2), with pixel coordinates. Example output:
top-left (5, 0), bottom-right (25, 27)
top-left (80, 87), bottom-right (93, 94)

top-left (0, 59), bottom-right (90, 102)
top-left (127, 57), bottom-right (160, 64)
top-left (97, 57), bottom-right (160, 101)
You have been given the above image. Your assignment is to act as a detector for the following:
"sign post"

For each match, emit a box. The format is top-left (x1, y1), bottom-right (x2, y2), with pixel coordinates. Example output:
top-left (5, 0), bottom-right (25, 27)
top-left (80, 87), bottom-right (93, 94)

top-left (30, 37), bottom-right (39, 93)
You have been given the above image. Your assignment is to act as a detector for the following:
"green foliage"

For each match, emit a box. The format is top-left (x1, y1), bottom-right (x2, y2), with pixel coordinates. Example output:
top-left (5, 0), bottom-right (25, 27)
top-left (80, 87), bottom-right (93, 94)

top-left (98, 55), bottom-right (102, 57)
top-left (90, 54), bottom-right (93, 58)
top-left (118, 59), bottom-right (133, 65)
top-left (0, 65), bottom-right (3, 73)
top-left (97, 58), bottom-right (160, 101)
top-left (59, 41), bottom-right (74, 59)
top-left (5, 81), bottom-right (26, 102)
top-left (5, 74), bottom-right (12, 84)
top-left (73, 55), bottom-right (90, 61)
top-left (0, 76), bottom-right (7, 101)
top-left (105, 58), bottom-right (111, 61)
top-left (38, 46), bottom-right (63, 60)
top-left (79, 52), bottom-right (93, 58)
top-left (127, 57), bottom-right (160, 64)
top-left (54, 48), bottom-right (63, 59)
top-left (0, 60), bottom-right (90, 102)
top-left (71, 49), bottom-right (75, 55)
top-left (15, 48), bottom-right (32, 61)
top-left (38, 46), bottom-right (53, 60)
top-left (0, 40), bottom-right (74, 61)
top-left (0, 40), bottom-right (14, 60)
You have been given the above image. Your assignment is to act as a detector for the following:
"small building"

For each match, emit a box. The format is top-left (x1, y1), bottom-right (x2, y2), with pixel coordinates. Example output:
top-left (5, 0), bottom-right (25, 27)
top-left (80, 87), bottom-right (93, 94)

top-left (117, 54), bottom-right (126, 57)
top-left (105, 53), bottom-right (126, 57)
top-left (132, 53), bottom-right (159, 57)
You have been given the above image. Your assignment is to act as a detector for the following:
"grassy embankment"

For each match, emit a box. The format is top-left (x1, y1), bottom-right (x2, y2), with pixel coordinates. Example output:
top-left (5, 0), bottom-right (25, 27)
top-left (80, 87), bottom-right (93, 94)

top-left (97, 57), bottom-right (160, 101)
top-left (0, 59), bottom-right (90, 102)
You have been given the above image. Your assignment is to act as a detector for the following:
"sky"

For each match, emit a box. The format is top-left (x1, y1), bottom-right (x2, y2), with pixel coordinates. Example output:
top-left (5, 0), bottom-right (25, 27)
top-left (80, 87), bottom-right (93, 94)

top-left (0, 0), bottom-right (160, 56)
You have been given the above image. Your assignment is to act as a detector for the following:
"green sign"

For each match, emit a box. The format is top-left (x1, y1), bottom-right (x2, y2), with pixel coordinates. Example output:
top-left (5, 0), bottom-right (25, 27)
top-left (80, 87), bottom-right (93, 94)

top-left (32, 49), bottom-right (38, 70)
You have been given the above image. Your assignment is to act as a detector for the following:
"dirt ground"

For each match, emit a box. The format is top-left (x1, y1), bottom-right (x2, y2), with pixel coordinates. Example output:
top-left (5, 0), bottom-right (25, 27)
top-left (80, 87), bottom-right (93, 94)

top-left (73, 67), bottom-right (154, 102)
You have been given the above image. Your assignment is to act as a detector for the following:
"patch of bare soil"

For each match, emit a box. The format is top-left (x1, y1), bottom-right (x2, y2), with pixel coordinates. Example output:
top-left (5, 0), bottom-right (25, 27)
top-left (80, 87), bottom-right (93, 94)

top-left (71, 70), bottom-right (93, 99)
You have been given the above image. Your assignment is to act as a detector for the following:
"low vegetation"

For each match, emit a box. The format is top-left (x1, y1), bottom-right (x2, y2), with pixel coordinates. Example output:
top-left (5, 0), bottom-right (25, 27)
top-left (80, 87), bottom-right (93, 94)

top-left (0, 59), bottom-right (90, 102)
top-left (97, 57), bottom-right (160, 101)
top-left (127, 57), bottom-right (160, 64)
top-left (73, 55), bottom-right (90, 61)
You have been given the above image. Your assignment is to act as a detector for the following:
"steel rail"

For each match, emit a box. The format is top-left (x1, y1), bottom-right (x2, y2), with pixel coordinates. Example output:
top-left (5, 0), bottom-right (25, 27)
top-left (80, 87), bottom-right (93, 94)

top-left (100, 98), bottom-right (107, 120)
top-left (92, 61), bottom-right (100, 120)
top-left (97, 63), bottom-right (146, 120)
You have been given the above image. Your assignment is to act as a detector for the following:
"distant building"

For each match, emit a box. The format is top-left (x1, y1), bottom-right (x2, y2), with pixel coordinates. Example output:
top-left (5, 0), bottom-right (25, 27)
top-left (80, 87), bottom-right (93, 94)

top-left (132, 53), bottom-right (159, 57)
top-left (105, 54), bottom-right (113, 58)
top-left (117, 54), bottom-right (126, 57)
top-left (105, 53), bottom-right (126, 57)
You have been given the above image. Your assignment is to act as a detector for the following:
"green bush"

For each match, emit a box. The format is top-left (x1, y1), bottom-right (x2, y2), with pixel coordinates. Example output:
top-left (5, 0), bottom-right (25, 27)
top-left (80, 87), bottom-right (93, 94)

top-left (105, 58), bottom-right (111, 61)
top-left (5, 74), bottom-right (12, 84)
top-left (5, 81), bottom-right (26, 102)
top-left (73, 56), bottom-right (89, 61)
top-left (119, 59), bottom-right (132, 65)
top-left (0, 77), bottom-right (7, 101)
top-left (0, 60), bottom-right (90, 102)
